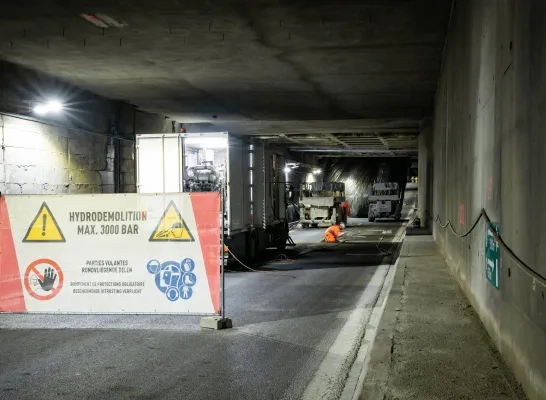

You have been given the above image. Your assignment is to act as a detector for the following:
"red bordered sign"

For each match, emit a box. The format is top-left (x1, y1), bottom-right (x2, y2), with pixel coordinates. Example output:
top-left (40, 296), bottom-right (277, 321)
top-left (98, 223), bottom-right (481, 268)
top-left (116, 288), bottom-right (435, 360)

top-left (24, 259), bottom-right (64, 301)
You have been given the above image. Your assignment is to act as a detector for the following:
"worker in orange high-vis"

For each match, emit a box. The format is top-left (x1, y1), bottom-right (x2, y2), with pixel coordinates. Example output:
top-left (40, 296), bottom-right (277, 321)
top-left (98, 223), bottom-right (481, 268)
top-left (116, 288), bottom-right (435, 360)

top-left (324, 224), bottom-right (344, 243)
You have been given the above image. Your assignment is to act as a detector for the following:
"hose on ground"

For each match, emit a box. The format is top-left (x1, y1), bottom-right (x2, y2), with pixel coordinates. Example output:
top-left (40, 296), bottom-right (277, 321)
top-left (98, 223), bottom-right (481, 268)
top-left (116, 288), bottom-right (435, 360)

top-left (225, 248), bottom-right (297, 278)
top-left (429, 208), bottom-right (546, 286)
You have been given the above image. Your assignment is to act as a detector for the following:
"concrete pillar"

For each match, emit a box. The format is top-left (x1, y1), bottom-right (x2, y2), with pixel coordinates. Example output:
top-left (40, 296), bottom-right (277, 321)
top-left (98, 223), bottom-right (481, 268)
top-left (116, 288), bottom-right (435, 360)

top-left (417, 123), bottom-right (433, 227)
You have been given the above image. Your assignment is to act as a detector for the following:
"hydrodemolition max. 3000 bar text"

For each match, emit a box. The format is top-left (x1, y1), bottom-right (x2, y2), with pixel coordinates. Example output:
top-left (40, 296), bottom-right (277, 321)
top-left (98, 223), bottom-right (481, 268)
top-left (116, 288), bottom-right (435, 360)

top-left (69, 211), bottom-right (148, 222)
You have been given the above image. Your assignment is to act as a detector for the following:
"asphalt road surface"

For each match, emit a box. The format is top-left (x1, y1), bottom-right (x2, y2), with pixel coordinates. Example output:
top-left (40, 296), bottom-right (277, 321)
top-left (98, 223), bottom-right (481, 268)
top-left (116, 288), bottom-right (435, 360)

top-left (0, 190), bottom-right (416, 400)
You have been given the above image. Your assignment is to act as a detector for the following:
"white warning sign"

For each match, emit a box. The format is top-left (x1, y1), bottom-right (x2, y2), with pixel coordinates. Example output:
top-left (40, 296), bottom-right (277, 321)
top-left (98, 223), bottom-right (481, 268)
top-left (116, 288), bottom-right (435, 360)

top-left (1, 193), bottom-right (220, 314)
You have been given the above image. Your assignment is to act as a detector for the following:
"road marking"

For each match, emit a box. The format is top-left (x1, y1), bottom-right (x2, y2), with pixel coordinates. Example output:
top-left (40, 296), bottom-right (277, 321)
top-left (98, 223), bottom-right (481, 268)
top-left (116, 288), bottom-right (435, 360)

top-left (301, 263), bottom-right (391, 400)
top-left (339, 256), bottom-right (400, 400)
top-left (338, 203), bottom-right (412, 400)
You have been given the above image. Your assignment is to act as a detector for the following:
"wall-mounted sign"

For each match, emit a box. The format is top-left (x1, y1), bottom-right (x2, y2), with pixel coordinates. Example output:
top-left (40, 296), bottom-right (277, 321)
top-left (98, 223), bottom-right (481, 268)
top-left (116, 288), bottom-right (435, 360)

top-left (485, 222), bottom-right (500, 290)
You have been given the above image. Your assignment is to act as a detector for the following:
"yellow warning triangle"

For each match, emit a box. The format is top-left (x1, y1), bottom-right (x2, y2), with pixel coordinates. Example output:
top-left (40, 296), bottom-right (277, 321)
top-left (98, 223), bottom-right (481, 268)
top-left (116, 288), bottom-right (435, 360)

top-left (23, 202), bottom-right (66, 242)
top-left (149, 200), bottom-right (194, 242)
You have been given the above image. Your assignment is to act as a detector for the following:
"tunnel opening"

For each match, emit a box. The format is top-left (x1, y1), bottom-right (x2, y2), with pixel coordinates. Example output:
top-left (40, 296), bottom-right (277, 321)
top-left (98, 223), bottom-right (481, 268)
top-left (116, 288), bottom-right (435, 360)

top-left (318, 157), bottom-right (412, 218)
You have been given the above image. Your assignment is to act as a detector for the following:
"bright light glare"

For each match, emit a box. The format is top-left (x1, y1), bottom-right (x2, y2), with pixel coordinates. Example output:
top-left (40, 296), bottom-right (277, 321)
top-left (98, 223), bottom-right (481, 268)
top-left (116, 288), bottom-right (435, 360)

top-left (284, 167), bottom-right (291, 173)
top-left (33, 99), bottom-right (64, 115)
top-left (47, 100), bottom-right (63, 113)
top-left (185, 137), bottom-right (227, 149)
top-left (33, 104), bottom-right (48, 115)
top-left (312, 168), bottom-right (322, 175)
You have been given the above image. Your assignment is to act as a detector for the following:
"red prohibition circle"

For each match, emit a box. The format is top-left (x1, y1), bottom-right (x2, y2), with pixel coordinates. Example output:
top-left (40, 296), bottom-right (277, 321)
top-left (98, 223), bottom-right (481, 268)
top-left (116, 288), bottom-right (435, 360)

top-left (24, 258), bottom-right (64, 301)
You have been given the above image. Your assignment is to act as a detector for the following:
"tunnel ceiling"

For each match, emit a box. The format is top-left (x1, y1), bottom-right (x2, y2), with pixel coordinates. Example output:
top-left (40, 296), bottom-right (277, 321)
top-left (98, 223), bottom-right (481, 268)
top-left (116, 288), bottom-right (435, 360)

top-left (0, 0), bottom-right (452, 154)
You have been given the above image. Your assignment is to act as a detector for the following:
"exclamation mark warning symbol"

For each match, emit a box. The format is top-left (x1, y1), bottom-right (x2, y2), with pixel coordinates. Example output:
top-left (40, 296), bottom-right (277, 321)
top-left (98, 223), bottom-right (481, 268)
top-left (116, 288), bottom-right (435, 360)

top-left (22, 202), bottom-right (66, 243)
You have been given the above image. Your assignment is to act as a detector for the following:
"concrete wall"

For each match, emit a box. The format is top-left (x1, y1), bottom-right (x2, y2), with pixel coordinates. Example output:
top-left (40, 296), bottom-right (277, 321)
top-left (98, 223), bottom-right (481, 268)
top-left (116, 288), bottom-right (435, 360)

top-left (0, 112), bottom-right (171, 195)
top-left (428, 1), bottom-right (546, 398)
top-left (0, 115), bottom-right (130, 194)
top-left (417, 123), bottom-right (433, 226)
top-left (0, 61), bottom-right (174, 195)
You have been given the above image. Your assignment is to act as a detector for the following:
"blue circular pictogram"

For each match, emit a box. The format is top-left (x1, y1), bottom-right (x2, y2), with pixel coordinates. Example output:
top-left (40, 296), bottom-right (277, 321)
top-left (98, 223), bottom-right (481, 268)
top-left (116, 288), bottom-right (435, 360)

top-left (147, 258), bottom-right (196, 301)
top-left (155, 261), bottom-right (182, 293)
top-left (179, 286), bottom-right (193, 300)
top-left (165, 286), bottom-right (180, 302)
top-left (147, 259), bottom-right (161, 274)
top-left (181, 258), bottom-right (195, 272)
top-left (182, 272), bottom-right (197, 287)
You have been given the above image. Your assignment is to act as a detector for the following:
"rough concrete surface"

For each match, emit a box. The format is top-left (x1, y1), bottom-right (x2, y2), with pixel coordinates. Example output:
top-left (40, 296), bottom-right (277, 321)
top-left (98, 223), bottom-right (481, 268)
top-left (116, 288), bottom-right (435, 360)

top-left (361, 236), bottom-right (527, 400)
top-left (0, 0), bottom-right (452, 149)
top-left (0, 114), bottom-right (141, 194)
top-left (425, 1), bottom-right (546, 398)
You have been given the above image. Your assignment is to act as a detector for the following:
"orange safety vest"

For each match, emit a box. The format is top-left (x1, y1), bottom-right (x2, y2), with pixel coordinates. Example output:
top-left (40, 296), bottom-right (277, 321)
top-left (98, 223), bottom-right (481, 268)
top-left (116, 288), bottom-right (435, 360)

top-left (324, 225), bottom-right (341, 242)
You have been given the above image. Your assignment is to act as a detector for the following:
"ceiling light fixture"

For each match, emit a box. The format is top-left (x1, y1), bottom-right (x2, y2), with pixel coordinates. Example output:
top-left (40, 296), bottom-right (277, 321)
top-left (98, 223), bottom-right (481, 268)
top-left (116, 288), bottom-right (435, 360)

top-left (33, 100), bottom-right (64, 115)
top-left (80, 13), bottom-right (127, 29)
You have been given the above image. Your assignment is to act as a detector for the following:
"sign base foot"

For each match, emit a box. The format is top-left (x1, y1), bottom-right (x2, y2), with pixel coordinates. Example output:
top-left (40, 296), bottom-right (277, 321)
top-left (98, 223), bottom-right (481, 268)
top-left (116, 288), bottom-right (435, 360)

top-left (200, 316), bottom-right (233, 330)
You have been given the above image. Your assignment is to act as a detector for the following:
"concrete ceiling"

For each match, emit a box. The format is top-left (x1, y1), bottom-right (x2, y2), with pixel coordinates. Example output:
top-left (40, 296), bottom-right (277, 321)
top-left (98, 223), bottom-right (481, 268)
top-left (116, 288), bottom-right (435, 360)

top-left (0, 0), bottom-right (452, 154)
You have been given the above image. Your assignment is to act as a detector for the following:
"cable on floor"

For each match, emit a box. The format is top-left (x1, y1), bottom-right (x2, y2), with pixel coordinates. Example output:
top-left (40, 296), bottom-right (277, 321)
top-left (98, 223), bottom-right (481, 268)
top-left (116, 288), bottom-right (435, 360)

top-left (225, 248), bottom-right (297, 278)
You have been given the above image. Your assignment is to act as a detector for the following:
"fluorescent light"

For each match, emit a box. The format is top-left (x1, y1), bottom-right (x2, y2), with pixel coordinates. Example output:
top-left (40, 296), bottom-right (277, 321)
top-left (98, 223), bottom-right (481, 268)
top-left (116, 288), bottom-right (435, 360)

top-left (184, 137), bottom-right (227, 149)
top-left (80, 14), bottom-right (110, 28)
top-left (95, 14), bottom-right (128, 28)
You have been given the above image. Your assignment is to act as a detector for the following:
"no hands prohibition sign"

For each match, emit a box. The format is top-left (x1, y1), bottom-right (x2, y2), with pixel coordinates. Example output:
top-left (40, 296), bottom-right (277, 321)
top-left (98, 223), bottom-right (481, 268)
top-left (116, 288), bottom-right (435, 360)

top-left (24, 259), bottom-right (64, 300)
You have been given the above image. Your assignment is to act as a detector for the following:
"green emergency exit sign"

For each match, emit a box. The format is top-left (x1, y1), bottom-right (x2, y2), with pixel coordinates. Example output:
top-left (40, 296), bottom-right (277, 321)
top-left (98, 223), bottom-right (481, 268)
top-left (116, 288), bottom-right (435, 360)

top-left (485, 222), bottom-right (500, 290)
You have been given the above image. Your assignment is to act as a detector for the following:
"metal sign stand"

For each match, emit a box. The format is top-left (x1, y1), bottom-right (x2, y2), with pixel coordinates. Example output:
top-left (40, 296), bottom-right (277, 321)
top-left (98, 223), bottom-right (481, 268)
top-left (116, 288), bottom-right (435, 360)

top-left (200, 187), bottom-right (233, 330)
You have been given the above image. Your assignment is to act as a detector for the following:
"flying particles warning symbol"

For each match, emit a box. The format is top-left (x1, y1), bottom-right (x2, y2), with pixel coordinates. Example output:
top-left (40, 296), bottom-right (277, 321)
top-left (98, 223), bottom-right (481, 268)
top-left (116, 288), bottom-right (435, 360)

top-left (149, 201), bottom-right (194, 242)
top-left (23, 202), bottom-right (66, 243)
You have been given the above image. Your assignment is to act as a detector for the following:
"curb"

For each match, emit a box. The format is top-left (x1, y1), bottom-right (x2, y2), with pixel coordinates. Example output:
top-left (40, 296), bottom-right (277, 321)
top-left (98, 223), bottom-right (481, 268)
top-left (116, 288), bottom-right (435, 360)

top-left (354, 249), bottom-right (407, 399)
top-left (339, 237), bottom-right (406, 400)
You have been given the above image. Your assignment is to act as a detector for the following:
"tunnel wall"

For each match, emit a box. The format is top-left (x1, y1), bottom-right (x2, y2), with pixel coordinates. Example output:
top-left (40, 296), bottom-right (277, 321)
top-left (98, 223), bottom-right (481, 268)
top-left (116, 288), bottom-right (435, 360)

top-left (0, 61), bottom-right (173, 195)
top-left (429, 1), bottom-right (546, 398)
top-left (0, 115), bottom-right (136, 194)
top-left (417, 123), bottom-right (433, 227)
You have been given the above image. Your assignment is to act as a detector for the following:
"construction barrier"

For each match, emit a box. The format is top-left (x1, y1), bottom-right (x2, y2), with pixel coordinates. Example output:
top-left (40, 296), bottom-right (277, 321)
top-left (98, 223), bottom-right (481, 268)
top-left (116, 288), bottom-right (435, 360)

top-left (0, 193), bottom-right (221, 314)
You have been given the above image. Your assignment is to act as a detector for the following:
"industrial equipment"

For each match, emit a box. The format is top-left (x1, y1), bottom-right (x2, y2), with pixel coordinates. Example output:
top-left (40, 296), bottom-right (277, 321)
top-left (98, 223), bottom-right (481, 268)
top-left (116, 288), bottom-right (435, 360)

top-left (367, 182), bottom-right (402, 222)
top-left (136, 132), bottom-right (289, 261)
top-left (184, 161), bottom-right (221, 192)
top-left (299, 182), bottom-right (347, 228)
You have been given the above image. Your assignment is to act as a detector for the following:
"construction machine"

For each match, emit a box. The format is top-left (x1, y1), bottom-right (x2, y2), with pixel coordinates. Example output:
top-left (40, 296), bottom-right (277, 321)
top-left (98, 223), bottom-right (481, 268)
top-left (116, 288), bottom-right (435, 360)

top-left (299, 182), bottom-right (347, 228)
top-left (367, 182), bottom-right (402, 222)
